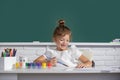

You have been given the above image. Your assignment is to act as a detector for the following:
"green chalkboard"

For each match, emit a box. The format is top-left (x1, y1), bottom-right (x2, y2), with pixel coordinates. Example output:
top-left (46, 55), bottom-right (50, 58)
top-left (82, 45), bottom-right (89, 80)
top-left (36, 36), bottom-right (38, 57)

top-left (0, 0), bottom-right (120, 42)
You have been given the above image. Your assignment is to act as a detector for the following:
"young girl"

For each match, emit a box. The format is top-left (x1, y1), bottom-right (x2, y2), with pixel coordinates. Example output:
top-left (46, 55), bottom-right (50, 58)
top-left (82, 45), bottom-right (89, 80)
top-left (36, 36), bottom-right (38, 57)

top-left (34, 20), bottom-right (92, 68)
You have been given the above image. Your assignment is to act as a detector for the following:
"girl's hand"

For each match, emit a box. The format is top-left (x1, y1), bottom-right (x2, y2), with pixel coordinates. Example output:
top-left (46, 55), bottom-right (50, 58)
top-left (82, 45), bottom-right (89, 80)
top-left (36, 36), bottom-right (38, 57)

top-left (49, 57), bottom-right (57, 66)
top-left (76, 63), bottom-right (86, 68)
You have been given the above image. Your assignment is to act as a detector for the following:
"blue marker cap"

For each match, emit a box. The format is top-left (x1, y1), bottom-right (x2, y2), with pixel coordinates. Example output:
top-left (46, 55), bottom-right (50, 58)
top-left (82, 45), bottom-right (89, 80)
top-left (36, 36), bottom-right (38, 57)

top-left (31, 63), bottom-right (36, 69)
top-left (36, 62), bottom-right (41, 69)
top-left (13, 49), bottom-right (17, 56)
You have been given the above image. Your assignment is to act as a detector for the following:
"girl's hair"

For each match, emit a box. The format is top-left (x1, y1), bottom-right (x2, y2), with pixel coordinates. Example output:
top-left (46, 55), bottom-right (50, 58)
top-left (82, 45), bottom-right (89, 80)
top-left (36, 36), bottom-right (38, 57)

top-left (53, 19), bottom-right (72, 40)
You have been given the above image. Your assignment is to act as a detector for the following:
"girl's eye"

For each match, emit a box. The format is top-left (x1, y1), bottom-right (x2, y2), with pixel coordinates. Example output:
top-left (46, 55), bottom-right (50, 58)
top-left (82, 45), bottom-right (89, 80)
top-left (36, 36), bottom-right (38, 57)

top-left (60, 39), bottom-right (64, 41)
top-left (67, 40), bottom-right (69, 42)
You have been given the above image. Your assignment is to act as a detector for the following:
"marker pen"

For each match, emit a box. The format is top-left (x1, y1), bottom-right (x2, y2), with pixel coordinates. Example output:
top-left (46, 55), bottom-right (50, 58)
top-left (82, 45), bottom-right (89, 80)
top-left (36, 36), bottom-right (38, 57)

top-left (57, 61), bottom-right (68, 67)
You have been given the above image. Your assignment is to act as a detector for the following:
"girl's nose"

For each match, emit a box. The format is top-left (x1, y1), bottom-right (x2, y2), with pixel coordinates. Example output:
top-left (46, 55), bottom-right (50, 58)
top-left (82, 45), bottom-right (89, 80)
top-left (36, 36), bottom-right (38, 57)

top-left (63, 41), bottom-right (66, 44)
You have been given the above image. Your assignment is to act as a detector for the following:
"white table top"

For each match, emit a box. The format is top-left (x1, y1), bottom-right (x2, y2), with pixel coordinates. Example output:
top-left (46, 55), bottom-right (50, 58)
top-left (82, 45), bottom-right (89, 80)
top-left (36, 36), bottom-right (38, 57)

top-left (0, 66), bottom-right (120, 73)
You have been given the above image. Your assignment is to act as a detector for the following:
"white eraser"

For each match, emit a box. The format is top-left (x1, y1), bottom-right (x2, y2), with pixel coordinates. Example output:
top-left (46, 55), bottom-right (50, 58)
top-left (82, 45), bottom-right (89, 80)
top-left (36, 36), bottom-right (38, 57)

top-left (113, 39), bottom-right (120, 42)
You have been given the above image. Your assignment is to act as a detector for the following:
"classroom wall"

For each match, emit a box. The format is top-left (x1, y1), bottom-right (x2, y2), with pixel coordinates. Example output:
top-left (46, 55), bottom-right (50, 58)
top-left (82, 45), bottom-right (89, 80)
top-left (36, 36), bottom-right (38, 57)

top-left (0, 0), bottom-right (120, 42)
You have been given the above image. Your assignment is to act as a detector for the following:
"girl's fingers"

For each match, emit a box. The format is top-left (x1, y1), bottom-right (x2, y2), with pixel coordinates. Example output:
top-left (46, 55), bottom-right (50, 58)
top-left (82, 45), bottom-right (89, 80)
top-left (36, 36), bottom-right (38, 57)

top-left (49, 57), bottom-right (57, 66)
top-left (76, 64), bottom-right (85, 68)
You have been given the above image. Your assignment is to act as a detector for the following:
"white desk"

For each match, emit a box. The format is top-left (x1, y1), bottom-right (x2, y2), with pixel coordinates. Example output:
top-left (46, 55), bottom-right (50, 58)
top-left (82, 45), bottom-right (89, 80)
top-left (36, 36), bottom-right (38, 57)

top-left (0, 67), bottom-right (120, 80)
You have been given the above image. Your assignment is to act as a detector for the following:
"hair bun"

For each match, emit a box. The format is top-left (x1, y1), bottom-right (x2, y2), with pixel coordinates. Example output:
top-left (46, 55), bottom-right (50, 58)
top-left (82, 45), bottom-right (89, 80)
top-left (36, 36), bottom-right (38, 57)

top-left (58, 20), bottom-right (65, 25)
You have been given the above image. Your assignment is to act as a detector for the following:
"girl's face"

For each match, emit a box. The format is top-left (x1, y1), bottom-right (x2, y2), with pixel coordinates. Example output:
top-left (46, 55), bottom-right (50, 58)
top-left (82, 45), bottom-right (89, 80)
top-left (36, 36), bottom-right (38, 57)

top-left (54, 34), bottom-right (70, 51)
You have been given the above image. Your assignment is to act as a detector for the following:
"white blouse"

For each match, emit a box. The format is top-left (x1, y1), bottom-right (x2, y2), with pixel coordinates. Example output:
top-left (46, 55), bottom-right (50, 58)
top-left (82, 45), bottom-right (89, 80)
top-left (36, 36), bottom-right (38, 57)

top-left (44, 45), bottom-right (82, 67)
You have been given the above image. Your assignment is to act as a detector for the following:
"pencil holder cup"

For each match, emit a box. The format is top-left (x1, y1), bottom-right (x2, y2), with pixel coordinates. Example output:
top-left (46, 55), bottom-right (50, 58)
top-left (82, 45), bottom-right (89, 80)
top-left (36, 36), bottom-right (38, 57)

top-left (0, 57), bottom-right (16, 70)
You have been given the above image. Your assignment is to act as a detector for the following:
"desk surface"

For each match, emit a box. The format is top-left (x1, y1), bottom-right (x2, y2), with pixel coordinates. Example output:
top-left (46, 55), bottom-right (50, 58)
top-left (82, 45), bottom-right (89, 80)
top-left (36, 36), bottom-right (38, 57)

top-left (0, 67), bottom-right (120, 74)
